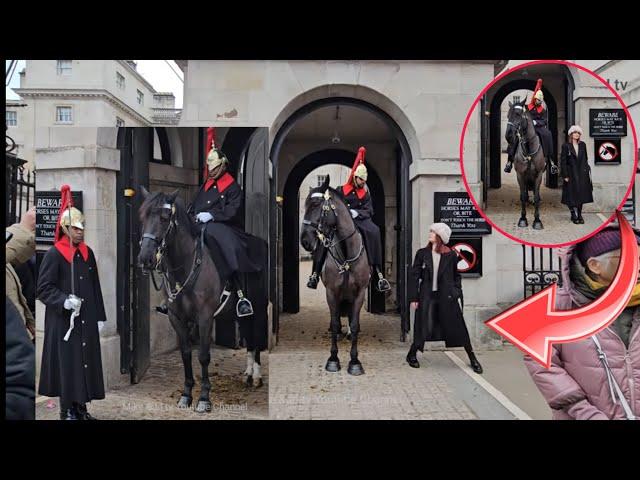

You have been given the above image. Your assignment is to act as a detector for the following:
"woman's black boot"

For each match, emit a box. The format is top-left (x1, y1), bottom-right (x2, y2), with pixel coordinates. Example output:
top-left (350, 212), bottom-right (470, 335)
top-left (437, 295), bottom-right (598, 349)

top-left (577, 205), bottom-right (584, 224)
top-left (406, 345), bottom-right (420, 368)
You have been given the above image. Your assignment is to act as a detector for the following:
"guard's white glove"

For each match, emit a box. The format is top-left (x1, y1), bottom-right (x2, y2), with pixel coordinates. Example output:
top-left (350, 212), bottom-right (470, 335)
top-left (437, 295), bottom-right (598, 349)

top-left (350, 209), bottom-right (359, 219)
top-left (64, 294), bottom-right (82, 311)
top-left (98, 321), bottom-right (105, 332)
top-left (533, 120), bottom-right (537, 126)
top-left (196, 212), bottom-right (214, 223)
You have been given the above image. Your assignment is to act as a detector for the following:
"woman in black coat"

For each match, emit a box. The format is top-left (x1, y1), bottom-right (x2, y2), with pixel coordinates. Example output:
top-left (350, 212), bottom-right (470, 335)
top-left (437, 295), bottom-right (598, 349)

top-left (406, 223), bottom-right (482, 374)
top-left (560, 125), bottom-right (593, 224)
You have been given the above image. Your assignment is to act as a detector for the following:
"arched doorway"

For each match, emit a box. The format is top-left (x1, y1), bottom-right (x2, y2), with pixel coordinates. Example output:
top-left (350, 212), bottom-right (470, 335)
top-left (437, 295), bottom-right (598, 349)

top-left (270, 97), bottom-right (413, 341)
top-left (282, 149), bottom-right (386, 314)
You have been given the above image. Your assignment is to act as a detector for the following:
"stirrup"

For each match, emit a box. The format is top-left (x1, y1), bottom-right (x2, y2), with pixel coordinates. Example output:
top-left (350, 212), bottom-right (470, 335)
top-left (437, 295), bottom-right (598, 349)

top-left (307, 273), bottom-right (319, 289)
top-left (236, 291), bottom-right (254, 317)
top-left (504, 161), bottom-right (513, 173)
top-left (377, 277), bottom-right (391, 292)
top-left (549, 163), bottom-right (559, 175)
top-left (213, 288), bottom-right (232, 317)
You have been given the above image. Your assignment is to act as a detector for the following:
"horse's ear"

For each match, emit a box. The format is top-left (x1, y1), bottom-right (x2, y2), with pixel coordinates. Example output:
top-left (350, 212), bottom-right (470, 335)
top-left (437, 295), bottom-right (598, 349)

top-left (139, 185), bottom-right (150, 200)
top-left (321, 175), bottom-right (330, 192)
top-left (166, 189), bottom-right (179, 203)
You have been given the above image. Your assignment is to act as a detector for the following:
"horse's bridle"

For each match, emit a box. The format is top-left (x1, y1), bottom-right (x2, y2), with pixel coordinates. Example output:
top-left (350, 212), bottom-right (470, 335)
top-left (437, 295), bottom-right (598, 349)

top-left (507, 106), bottom-right (541, 162)
top-left (141, 203), bottom-right (177, 272)
top-left (302, 191), bottom-right (365, 274)
top-left (140, 202), bottom-right (203, 303)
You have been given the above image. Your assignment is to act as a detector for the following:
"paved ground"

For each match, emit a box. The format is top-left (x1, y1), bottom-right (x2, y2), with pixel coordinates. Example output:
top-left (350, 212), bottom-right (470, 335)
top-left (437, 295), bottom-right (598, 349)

top-left (483, 155), bottom-right (607, 245)
top-left (36, 346), bottom-right (269, 420)
top-left (269, 264), bottom-right (544, 420)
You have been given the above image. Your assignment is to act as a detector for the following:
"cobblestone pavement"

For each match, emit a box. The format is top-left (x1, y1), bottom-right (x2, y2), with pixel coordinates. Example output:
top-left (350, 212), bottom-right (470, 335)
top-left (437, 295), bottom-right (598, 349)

top-left (483, 155), bottom-right (609, 245)
top-left (36, 346), bottom-right (268, 420)
top-left (269, 267), bottom-right (517, 420)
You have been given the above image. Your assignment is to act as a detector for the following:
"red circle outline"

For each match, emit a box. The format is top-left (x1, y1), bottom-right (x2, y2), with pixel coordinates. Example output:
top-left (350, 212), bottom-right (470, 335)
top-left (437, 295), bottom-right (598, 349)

top-left (452, 242), bottom-right (477, 272)
top-left (598, 141), bottom-right (619, 161)
top-left (459, 60), bottom-right (639, 248)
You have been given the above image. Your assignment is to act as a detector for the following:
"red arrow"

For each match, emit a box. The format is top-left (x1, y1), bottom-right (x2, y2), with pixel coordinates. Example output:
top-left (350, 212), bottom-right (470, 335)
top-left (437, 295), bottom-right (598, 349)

top-left (485, 211), bottom-right (638, 368)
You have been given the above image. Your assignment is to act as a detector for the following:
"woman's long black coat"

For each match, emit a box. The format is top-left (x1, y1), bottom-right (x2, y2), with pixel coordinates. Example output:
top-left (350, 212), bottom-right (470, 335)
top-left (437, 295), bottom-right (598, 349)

top-left (37, 246), bottom-right (106, 404)
top-left (560, 141), bottom-right (594, 207)
top-left (408, 246), bottom-right (471, 350)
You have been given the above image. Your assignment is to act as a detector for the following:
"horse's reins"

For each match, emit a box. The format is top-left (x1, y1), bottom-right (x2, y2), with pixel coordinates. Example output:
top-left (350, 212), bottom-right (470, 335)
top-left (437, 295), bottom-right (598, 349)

top-left (141, 203), bottom-right (204, 304)
top-left (303, 191), bottom-right (365, 275)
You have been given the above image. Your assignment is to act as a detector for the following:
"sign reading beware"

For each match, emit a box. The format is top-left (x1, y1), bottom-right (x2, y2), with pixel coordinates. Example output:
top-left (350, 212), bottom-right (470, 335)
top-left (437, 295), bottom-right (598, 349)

top-left (434, 192), bottom-right (491, 234)
top-left (589, 109), bottom-right (627, 137)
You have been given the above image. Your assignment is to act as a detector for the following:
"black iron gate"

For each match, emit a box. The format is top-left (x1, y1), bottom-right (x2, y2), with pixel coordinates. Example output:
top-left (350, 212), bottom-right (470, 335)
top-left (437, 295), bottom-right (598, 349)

top-left (522, 245), bottom-right (562, 298)
top-left (116, 128), bottom-right (151, 383)
top-left (6, 138), bottom-right (36, 227)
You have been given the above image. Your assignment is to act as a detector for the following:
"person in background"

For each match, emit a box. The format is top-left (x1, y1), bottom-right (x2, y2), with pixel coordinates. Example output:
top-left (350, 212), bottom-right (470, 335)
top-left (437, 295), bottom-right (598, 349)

top-left (525, 225), bottom-right (640, 419)
top-left (6, 206), bottom-right (36, 340)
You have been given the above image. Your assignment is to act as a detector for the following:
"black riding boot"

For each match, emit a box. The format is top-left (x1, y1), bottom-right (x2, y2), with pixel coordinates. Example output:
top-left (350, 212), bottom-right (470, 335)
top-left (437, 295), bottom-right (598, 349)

top-left (75, 402), bottom-right (97, 420)
top-left (156, 303), bottom-right (169, 315)
top-left (307, 244), bottom-right (327, 289)
top-left (577, 205), bottom-right (585, 224)
top-left (60, 401), bottom-right (80, 420)
top-left (406, 344), bottom-right (420, 368)
top-left (570, 206), bottom-right (579, 224)
top-left (504, 159), bottom-right (513, 173)
top-left (465, 344), bottom-right (483, 374)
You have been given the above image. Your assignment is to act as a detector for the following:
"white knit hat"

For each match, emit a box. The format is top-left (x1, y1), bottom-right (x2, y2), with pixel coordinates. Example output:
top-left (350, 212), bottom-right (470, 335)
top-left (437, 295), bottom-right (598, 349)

top-left (430, 222), bottom-right (452, 244)
top-left (568, 125), bottom-right (583, 136)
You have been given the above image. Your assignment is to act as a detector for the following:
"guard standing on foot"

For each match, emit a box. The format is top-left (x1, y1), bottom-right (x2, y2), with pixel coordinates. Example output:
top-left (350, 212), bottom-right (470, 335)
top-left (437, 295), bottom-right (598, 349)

top-left (38, 185), bottom-right (106, 420)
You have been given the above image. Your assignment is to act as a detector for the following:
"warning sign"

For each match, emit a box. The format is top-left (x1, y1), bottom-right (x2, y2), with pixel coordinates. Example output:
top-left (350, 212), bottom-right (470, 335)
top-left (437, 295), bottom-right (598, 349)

top-left (594, 138), bottom-right (621, 165)
top-left (450, 236), bottom-right (482, 277)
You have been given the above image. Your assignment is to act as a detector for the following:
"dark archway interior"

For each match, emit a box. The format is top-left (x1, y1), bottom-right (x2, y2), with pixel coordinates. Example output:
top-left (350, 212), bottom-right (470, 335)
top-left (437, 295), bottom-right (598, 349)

top-left (489, 80), bottom-right (559, 190)
top-left (270, 96), bottom-right (413, 339)
top-left (282, 149), bottom-right (386, 314)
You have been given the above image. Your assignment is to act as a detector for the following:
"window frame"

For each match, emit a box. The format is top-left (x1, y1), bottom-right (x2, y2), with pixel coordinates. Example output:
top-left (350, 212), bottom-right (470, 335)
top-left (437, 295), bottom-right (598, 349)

top-left (55, 105), bottom-right (74, 124)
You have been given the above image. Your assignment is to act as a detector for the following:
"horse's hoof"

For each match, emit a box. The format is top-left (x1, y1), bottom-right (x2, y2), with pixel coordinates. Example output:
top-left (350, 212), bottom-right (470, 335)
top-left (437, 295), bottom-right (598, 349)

top-left (533, 220), bottom-right (544, 230)
top-left (253, 377), bottom-right (264, 388)
top-left (325, 359), bottom-right (341, 372)
top-left (245, 375), bottom-right (253, 387)
top-left (347, 361), bottom-right (365, 376)
top-left (194, 399), bottom-right (212, 414)
top-left (518, 218), bottom-right (528, 228)
top-left (177, 395), bottom-right (192, 409)
top-left (345, 333), bottom-right (352, 341)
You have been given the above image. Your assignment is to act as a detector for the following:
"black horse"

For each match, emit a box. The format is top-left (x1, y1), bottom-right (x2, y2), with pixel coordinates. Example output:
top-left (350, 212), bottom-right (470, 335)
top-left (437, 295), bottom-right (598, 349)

top-left (300, 176), bottom-right (370, 375)
top-left (137, 188), bottom-right (263, 414)
top-left (505, 99), bottom-right (548, 230)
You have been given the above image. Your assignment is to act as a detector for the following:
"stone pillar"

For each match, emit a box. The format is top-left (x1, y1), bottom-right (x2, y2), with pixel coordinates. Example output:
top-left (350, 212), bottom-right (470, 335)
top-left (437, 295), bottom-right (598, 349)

top-left (34, 127), bottom-right (128, 391)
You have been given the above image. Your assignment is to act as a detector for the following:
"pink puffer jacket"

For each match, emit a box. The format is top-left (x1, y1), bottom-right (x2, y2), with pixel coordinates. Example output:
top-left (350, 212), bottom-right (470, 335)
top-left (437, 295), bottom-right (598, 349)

top-left (524, 245), bottom-right (640, 420)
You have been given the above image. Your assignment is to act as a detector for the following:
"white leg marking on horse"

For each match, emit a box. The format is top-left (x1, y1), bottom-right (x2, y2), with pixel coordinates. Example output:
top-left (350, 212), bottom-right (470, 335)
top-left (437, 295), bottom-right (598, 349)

top-left (244, 351), bottom-right (255, 376)
top-left (252, 361), bottom-right (262, 380)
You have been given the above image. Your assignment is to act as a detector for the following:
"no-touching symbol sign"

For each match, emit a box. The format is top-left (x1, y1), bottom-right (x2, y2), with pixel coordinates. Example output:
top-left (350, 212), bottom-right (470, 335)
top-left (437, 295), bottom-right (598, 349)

top-left (450, 236), bottom-right (482, 277)
top-left (452, 242), bottom-right (476, 272)
top-left (595, 138), bottom-right (622, 165)
top-left (599, 142), bottom-right (618, 161)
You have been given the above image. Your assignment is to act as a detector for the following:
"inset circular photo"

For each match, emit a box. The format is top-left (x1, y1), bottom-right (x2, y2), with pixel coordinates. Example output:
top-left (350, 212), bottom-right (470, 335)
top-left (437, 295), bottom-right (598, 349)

top-left (460, 60), bottom-right (638, 247)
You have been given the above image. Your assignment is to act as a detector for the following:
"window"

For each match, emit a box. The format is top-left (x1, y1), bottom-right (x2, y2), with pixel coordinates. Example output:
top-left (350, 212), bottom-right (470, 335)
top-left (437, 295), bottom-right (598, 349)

top-left (56, 60), bottom-right (72, 76)
top-left (56, 106), bottom-right (73, 123)
top-left (317, 175), bottom-right (328, 187)
top-left (6, 111), bottom-right (17, 126)
top-left (116, 72), bottom-right (125, 90)
top-left (116, 117), bottom-right (125, 127)
top-left (137, 90), bottom-right (144, 105)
